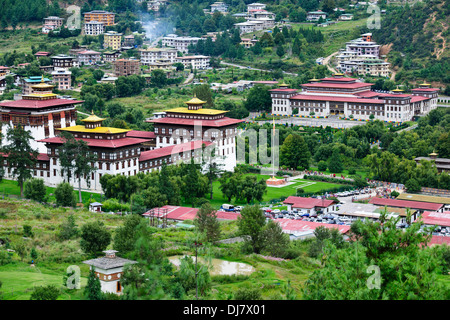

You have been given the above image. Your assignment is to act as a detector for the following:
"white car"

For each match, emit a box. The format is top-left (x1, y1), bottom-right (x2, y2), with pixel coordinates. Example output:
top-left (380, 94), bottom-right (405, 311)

top-left (272, 209), bottom-right (281, 214)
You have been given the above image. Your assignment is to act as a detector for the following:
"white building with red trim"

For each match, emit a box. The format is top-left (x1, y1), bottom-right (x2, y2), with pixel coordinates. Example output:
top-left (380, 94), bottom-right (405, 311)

top-left (270, 75), bottom-right (439, 122)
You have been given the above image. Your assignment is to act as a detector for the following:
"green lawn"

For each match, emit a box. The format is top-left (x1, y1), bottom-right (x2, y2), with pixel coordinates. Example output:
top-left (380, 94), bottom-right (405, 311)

top-left (0, 263), bottom-right (88, 300)
top-left (202, 173), bottom-right (350, 209)
top-left (0, 179), bottom-right (103, 205)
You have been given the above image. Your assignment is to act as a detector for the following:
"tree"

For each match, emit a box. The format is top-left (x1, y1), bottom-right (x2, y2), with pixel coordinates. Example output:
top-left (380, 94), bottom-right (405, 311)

top-left (24, 178), bottom-right (47, 202)
top-left (182, 158), bottom-right (208, 207)
top-left (178, 255), bottom-right (211, 297)
top-left (114, 214), bottom-right (142, 253)
top-left (318, 160), bottom-right (327, 172)
top-left (261, 220), bottom-right (289, 257)
top-left (244, 85), bottom-right (272, 112)
top-left (58, 131), bottom-right (98, 203)
top-left (280, 134), bottom-right (311, 170)
top-left (54, 182), bottom-right (76, 207)
top-left (80, 221), bottom-right (111, 256)
top-left (59, 214), bottom-right (78, 240)
top-left (238, 205), bottom-right (266, 253)
top-left (276, 45), bottom-right (285, 58)
top-left (405, 178), bottom-right (421, 193)
top-left (195, 202), bottom-right (221, 242)
top-left (150, 69), bottom-right (167, 88)
top-left (3, 124), bottom-right (38, 197)
top-left (193, 84), bottom-right (214, 108)
top-left (328, 149), bottom-right (343, 173)
top-left (84, 267), bottom-right (102, 300)
top-left (173, 62), bottom-right (184, 72)
top-left (239, 175), bottom-right (267, 204)
top-left (92, 69), bottom-right (104, 81)
top-left (304, 209), bottom-right (449, 299)
top-left (30, 285), bottom-right (60, 300)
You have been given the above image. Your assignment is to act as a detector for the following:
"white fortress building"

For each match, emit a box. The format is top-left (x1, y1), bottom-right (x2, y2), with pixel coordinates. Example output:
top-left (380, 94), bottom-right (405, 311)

top-left (0, 77), bottom-right (81, 154)
top-left (270, 76), bottom-right (439, 122)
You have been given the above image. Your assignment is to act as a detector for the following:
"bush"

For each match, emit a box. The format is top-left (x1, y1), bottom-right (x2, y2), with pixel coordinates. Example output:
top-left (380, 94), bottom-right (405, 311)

top-left (23, 225), bottom-right (33, 237)
top-left (30, 285), bottom-right (60, 300)
top-left (234, 287), bottom-right (262, 300)
top-left (318, 160), bottom-right (327, 172)
top-left (24, 178), bottom-right (48, 203)
top-left (348, 168), bottom-right (356, 175)
top-left (54, 183), bottom-right (76, 207)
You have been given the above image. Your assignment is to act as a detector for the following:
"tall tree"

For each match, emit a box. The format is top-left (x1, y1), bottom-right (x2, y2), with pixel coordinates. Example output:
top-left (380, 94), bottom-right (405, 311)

top-left (238, 205), bottom-right (266, 253)
top-left (195, 202), bottom-right (221, 242)
top-left (3, 124), bottom-right (38, 198)
top-left (80, 221), bottom-right (111, 256)
top-left (84, 267), bottom-right (102, 300)
top-left (58, 131), bottom-right (97, 203)
top-left (280, 133), bottom-right (311, 170)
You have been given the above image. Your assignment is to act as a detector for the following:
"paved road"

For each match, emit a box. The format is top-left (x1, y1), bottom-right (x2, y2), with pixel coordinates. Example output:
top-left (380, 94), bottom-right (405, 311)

top-left (249, 116), bottom-right (364, 129)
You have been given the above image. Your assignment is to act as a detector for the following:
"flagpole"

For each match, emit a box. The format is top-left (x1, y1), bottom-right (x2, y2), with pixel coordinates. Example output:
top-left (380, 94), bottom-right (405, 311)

top-left (272, 115), bottom-right (275, 179)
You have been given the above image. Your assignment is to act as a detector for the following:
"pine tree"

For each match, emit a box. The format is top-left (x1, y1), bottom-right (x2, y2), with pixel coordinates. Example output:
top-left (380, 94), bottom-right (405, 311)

top-left (3, 124), bottom-right (38, 198)
top-left (84, 267), bottom-right (103, 300)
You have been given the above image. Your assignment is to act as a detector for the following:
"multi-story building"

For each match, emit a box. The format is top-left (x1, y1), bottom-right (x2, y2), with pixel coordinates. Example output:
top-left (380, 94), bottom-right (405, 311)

top-left (42, 16), bottom-right (64, 33)
top-left (247, 2), bottom-right (266, 13)
top-left (306, 10), bottom-right (327, 21)
top-left (210, 2), bottom-right (228, 13)
top-left (83, 10), bottom-right (115, 26)
top-left (175, 55), bottom-right (210, 70)
top-left (22, 76), bottom-right (51, 95)
top-left (0, 66), bottom-right (10, 77)
top-left (148, 96), bottom-right (243, 172)
top-left (123, 35), bottom-right (135, 47)
top-left (234, 18), bottom-right (274, 34)
top-left (51, 54), bottom-right (74, 69)
top-left (77, 50), bottom-right (101, 65)
top-left (345, 34), bottom-right (380, 57)
top-left (270, 75), bottom-right (439, 122)
top-left (340, 59), bottom-right (390, 77)
top-left (51, 68), bottom-right (72, 91)
top-left (113, 59), bottom-right (141, 77)
top-left (337, 33), bottom-right (390, 77)
top-left (147, 0), bottom-right (168, 12)
top-left (161, 34), bottom-right (202, 54)
top-left (139, 48), bottom-right (178, 65)
top-left (84, 21), bottom-right (105, 36)
top-left (104, 31), bottom-right (123, 50)
top-left (0, 77), bottom-right (82, 153)
top-left (102, 51), bottom-right (121, 63)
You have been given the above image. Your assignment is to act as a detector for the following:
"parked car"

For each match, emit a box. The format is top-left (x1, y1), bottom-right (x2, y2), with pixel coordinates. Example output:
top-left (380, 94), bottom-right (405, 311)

top-left (235, 206), bottom-right (244, 212)
top-left (221, 204), bottom-right (235, 212)
top-left (272, 209), bottom-right (281, 214)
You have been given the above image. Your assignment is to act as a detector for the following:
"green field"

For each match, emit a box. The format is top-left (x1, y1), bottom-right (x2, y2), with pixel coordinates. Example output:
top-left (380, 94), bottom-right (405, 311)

top-left (0, 179), bottom-right (103, 205)
top-left (202, 173), bottom-right (350, 209)
top-left (0, 263), bottom-right (88, 300)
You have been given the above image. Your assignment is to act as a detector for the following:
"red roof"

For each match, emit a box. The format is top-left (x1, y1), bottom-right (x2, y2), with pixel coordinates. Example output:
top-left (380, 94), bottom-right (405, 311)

top-left (411, 88), bottom-right (439, 92)
top-left (427, 235), bottom-right (450, 247)
top-left (253, 81), bottom-right (279, 84)
top-left (411, 96), bottom-right (430, 103)
top-left (369, 197), bottom-right (443, 211)
top-left (275, 218), bottom-right (350, 234)
top-left (302, 82), bottom-right (373, 89)
top-left (354, 91), bottom-right (384, 98)
top-left (126, 130), bottom-right (156, 139)
top-left (0, 98), bottom-right (84, 109)
top-left (142, 205), bottom-right (240, 221)
top-left (290, 94), bottom-right (385, 104)
top-left (419, 211), bottom-right (450, 227)
top-left (35, 51), bottom-right (51, 56)
top-left (320, 77), bottom-right (358, 82)
top-left (37, 153), bottom-right (50, 161)
top-left (269, 88), bottom-right (299, 92)
top-left (143, 205), bottom-right (199, 221)
top-left (78, 50), bottom-right (101, 55)
top-left (139, 140), bottom-right (212, 162)
top-left (148, 117), bottom-right (243, 128)
top-left (38, 136), bottom-right (149, 149)
top-left (283, 196), bottom-right (334, 209)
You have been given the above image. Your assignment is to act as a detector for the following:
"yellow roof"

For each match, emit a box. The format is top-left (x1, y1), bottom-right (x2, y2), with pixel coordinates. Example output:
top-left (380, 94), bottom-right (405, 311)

top-left (279, 83), bottom-right (289, 87)
top-left (165, 107), bottom-right (226, 115)
top-left (392, 86), bottom-right (403, 92)
top-left (81, 114), bottom-right (106, 122)
top-left (185, 97), bottom-right (207, 105)
top-left (309, 78), bottom-right (320, 82)
top-left (59, 125), bottom-right (130, 134)
top-left (420, 82), bottom-right (431, 86)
